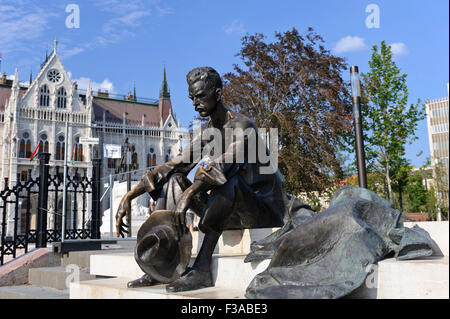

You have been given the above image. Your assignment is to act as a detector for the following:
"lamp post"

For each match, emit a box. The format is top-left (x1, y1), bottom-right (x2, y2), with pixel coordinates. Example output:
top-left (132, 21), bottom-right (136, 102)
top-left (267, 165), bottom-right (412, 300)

top-left (350, 66), bottom-right (367, 188)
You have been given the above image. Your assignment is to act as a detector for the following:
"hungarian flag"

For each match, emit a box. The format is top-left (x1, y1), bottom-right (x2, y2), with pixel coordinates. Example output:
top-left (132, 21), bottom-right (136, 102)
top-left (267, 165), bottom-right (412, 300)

top-left (29, 142), bottom-right (40, 161)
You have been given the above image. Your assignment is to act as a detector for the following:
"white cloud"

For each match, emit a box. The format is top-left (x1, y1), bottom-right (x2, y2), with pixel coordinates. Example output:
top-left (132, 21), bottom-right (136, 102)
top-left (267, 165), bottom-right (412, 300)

top-left (59, 47), bottom-right (85, 60)
top-left (6, 74), bottom-right (31, 87)
top-left (389, 42), bottom-right (408, 56)
top-left (73, 77), bottom-right (116, 94)
top-left (102, 10), bottom-right (151, 34)
top-left (224, 20), bottom-right (246, 35)
top-left (0, 2), bottom-right (56, 54)
top-left (333, 36), bottom-right (367, 54)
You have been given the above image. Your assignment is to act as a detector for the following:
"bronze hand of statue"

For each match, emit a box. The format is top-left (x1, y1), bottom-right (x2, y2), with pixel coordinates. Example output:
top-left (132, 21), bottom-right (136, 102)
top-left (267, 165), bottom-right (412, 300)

top-left (116, 194), bottom-right (131, 237)
top-left (115, 179), bottom-right (146, 237)
top-left (174, 188), bottom-right (193, 240)
top-left (174, 180), bottom-right (208, 240)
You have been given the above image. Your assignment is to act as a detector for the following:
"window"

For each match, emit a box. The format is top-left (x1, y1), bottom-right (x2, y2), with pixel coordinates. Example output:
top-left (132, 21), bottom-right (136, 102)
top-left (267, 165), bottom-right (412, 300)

top-left (38, 134), bottom-right (49, 153)
top-left (56, 135), bottom-right (65, 160)
top-left (19, 132), bottom-right (31, 158)
top-left (147, 153), bottom-right (151, 168)
top-left (47, 69), bottom-right (62, 83)
top-left (21, 170), bottom-right (28, 182)
top-left (26, 140), bottom-right (31, 158)
top-left (73, 137), bottom-right (84, 162)
top-left (39, 85), bottom-right (50, 107)
top-left (108, 158), bottom-right (116, 169)
top-left (147, 147), bottom-right (157, 167)
top-left (56, 87), bottom-right (67, 108)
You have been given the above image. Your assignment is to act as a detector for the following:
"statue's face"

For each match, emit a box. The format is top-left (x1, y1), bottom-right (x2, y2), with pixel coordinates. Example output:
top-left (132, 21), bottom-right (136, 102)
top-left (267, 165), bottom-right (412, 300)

top-left (188, 80), bottom-right (220, 117)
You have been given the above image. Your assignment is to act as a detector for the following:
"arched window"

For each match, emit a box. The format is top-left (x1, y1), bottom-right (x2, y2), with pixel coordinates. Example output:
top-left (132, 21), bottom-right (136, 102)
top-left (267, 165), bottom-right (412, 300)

top-left (56, 87), bottom-right (67, 108)
top-left (56, 135), bottom-right (65, 160)
top-left (26, 140), bottom-right (31, 158)
top-left (147, 153), bottom-right (151, 168)
top-left (147, 147), bottom-right (157, 167)
top-left (19, 139), bottom-right (25, 158)
top-left (73, 137), bottom-right (83, 162)
top-left (165, 148), bottom-right (171, 162)
top-left (18, 132), bottom-right (30, 158)
top-left (38, 134), bottom-right (49, 153)
top-left (39, 85), bottom-right (50, 107)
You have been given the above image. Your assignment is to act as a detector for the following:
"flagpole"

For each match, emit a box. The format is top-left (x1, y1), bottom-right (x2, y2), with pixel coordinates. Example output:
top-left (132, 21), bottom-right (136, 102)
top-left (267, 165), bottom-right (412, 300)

top-left (61, 121), bottom-right (69, 242)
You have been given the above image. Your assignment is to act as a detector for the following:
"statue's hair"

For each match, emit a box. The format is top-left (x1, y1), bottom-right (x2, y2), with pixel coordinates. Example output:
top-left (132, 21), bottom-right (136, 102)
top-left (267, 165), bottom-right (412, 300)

top-left (186, 67), bottom-right (222, 90)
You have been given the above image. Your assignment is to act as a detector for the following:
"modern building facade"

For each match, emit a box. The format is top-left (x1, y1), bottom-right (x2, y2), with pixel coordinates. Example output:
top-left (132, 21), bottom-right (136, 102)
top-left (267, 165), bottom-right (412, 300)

top-left (425, 86), bottom-right (449, 216)
top-left (426, 94), bottom-right (449, 169)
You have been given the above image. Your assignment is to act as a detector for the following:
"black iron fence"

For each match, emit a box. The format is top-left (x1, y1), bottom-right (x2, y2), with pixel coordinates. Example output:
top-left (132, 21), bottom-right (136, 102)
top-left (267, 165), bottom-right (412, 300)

top-left (0, 153), bottom-right (102, 265)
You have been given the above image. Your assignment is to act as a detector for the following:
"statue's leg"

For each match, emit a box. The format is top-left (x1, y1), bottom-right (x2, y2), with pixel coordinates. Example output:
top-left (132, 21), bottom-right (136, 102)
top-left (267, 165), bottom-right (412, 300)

top-left (131, 173), bottom-right (205, 289)
top-left (166, 180), bottom-right (236, 293)
top-left (165, 230), bottom-right (220, 293)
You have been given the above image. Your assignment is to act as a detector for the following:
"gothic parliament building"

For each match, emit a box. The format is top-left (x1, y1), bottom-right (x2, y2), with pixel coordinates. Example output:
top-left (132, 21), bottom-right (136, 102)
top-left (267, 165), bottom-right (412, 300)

top-left (0, 48), bottom-right (182, 193)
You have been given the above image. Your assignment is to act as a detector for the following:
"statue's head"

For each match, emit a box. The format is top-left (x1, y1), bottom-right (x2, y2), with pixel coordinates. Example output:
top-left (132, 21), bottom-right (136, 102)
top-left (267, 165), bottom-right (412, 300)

top-left (186, 67), bottom-right (223, 117)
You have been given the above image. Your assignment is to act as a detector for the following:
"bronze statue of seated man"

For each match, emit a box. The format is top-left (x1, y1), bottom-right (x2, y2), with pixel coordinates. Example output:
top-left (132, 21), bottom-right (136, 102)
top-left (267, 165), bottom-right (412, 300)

top-left (115, 66), bottom-right (286, 292)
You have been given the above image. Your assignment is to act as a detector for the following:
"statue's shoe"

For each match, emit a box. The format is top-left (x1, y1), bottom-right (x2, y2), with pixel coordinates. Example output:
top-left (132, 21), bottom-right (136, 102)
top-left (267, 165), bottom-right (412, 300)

top-left (165, 269), bottom-right (213, 292)
top-left (127, 274), bottom-right (155, 288)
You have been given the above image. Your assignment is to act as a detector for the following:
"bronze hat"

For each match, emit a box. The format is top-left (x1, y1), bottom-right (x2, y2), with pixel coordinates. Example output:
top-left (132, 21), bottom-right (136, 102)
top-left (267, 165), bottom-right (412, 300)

top-left (134, 210), bottom-right (192, 283)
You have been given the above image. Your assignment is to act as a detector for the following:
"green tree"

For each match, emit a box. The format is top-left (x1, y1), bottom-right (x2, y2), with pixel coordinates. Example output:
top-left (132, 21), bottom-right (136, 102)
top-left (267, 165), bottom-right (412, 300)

top-left (405, 172), bottom-right (428, 212)
top-left (433, 161), bottom-right (449, 219)
top-left (223, 28), bottom-right (353, 196)
top-left (391, 159), bottom-right (412, 210)
top-left (360, 41), bottom-right (425, 203)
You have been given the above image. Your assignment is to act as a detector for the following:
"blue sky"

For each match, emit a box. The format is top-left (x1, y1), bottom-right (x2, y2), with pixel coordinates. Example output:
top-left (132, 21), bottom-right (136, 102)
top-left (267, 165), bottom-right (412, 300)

top-left (0, 0), bottom-right (448, 169)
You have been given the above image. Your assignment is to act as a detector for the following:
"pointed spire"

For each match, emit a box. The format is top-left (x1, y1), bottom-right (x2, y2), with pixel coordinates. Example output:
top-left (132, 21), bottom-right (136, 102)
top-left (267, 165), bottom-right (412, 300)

top-left (29, 68), bottom-right (32, 86)
top-left (12, 68), bottom-right (19, 89)
top-left (87, 79), bottom-right (92, 96)
top-left (54, 38), bottom-right (58, 53)
top-left (133, 81), bottom-right (137, 101)
top-left (159, 65), bottom-right (170, 99)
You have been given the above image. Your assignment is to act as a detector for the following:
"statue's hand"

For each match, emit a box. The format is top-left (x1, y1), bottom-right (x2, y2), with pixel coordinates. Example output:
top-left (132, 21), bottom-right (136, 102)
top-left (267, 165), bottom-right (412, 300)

top-left (116, 195), bottom-right (131, 237)
top-left (174, 188), bottom-right (194, 240)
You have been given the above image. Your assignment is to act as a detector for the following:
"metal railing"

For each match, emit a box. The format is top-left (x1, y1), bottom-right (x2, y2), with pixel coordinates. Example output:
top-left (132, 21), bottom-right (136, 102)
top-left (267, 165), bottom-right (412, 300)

top-left (0, 152), bottom-right (101, 265)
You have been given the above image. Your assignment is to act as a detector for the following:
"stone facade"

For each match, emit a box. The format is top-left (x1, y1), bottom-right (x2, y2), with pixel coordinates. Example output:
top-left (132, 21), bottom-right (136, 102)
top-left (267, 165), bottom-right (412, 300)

top-left (0, 49), bottom-right (183, 236)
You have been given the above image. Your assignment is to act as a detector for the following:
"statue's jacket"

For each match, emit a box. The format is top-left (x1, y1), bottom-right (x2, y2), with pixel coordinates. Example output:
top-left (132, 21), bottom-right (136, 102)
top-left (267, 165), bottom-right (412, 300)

top-left (140, 110), bottom-right (287, 232)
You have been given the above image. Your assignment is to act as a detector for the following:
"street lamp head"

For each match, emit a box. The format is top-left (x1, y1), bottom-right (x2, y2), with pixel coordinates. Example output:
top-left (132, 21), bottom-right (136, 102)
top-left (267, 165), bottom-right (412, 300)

top-left (350, 66), bottom-right (361, 98)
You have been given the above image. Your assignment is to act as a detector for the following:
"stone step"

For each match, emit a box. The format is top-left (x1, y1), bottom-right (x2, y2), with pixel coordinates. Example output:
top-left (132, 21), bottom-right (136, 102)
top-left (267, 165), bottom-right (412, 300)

top-left (80, 254), bottom-right (450, 299)
top-left (76, 222), bottom-right (448, 299)
top-left (90, 252), bottom-right (270, 291)
top-left (0, 284), bottom-right (69, 299)
top-left (377, 256), bottom-right (449, 299)
top-left (70, 277), bottom-right (245, 299)
top-left (28, 266), bottom-right (97, 290)
top-left (60, 245), bottom-right (135, 269)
